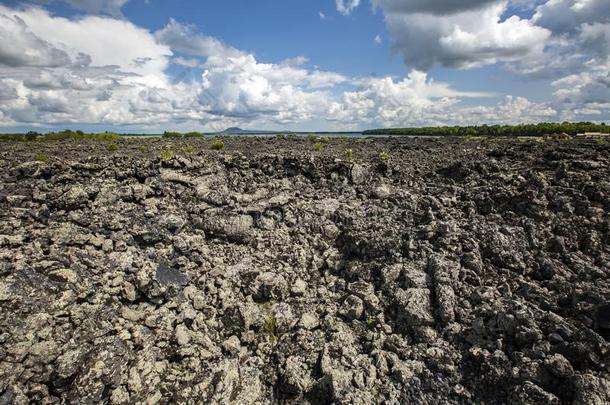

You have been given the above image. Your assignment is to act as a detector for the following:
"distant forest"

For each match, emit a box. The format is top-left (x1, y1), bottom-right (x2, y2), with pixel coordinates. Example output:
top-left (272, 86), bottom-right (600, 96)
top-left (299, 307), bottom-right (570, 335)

top-left (363, 122), bottom-right (610, 137)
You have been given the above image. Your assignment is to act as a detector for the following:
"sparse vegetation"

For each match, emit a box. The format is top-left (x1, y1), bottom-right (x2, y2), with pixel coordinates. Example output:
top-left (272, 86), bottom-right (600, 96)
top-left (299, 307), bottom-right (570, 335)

top-left (363, 122), bottom-right (610, 137)
top-left (107, 143), bottom-right (119, 152)
top-left (313, 142), bottom-right (323, 152)
top-left (210, 138), bottom-right (225, 150)
top-left (596, 137), bottom-right (608, 145)
top-left (178, 146), bottom-right (195, 154)
top-left (159, 147), bottom-right (175, 161)
top-left (1, 130), bottom-right (121, 141)
top-left (344, 148), bottom-right (353, 160)
top-left (379, 151), bottom-right (390, 162)
top-left (260, 302), bottom-right (278, 343)
top-left (184, 132), bottom-right (204, 138)
top-left (162, 131), bottom-right (182, 138)
top-left (35, 154), bottom-right (49, 163)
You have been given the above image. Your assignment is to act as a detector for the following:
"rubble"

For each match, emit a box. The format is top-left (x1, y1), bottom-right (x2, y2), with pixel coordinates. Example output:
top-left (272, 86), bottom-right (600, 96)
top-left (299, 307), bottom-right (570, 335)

top-left (0, 136), bottom-right (609, 403)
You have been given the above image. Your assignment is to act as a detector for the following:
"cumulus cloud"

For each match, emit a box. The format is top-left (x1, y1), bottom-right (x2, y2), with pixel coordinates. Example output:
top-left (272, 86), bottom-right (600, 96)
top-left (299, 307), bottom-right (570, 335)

top-left (0, 3), bottom-right (598, 131)
top-left (531, 0), bottom-right (610, 65)
top-left (552, 58), bottom-right (610, 119)
top-left (0, 13), bottom-right (71, 67)
top-left (336, 0), bottom-right (361, 16)
top-left (155, 19), bottom-right (244, 64)
top-left (376, 1), bottom-right (551, 70)
top-left (533, 0), bottom-right (610, 35)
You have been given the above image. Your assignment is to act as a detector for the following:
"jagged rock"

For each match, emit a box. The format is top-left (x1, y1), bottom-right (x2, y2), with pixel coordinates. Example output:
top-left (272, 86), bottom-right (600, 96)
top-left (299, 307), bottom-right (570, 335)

top-left (200, 211), bottom-right (254, 243)
top-left (395, 288), bottom-right (435, 327)
top-left (281, 356), bottom-right (314, 395)
top-left (339, 295), bottom-right (364, 320)
top-left (1, 138), bottom-right (609, 404)
top-left (572, 373), bottom-right (610, 405)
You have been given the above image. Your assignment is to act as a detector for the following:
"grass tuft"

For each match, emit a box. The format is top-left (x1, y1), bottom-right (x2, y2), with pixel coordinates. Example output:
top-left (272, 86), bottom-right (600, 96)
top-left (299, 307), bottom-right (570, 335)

top-left (210, 138), bottom-right (225, 150)
top-left (159, 147), bottom-right (175, 161)
top-left (35, 154), bottom-right (50, 163)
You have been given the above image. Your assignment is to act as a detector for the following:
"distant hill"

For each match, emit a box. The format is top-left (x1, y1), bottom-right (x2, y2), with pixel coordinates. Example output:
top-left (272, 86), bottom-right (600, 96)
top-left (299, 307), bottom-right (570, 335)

top-left (221, 127), bottom-right (282, 134)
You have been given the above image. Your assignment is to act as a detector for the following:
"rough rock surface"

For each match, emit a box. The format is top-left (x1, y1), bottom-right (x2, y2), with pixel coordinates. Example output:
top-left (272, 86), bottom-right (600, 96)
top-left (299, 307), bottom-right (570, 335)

top-left (0, 136), bottom-right (609, 404)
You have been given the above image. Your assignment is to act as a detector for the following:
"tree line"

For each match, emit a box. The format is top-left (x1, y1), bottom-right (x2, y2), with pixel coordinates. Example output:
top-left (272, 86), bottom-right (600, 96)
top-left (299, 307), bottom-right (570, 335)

top-left (363, 122), bottom-right (609, 137)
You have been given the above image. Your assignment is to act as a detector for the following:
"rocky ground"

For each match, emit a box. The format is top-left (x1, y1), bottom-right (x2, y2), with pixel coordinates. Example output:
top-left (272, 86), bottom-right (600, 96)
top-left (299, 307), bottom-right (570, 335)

top-left (0, 136), bottom-right (609, 404)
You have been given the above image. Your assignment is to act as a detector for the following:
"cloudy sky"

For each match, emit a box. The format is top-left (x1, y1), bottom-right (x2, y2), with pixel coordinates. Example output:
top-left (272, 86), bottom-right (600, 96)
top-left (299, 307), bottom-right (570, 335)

top-left (0, 0), bottom-right (608, 132)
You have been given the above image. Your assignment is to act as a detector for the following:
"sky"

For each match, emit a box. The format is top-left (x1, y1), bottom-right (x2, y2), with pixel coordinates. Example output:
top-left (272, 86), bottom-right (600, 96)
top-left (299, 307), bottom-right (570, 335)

top-left (0, 0), bottom-right (608, 133)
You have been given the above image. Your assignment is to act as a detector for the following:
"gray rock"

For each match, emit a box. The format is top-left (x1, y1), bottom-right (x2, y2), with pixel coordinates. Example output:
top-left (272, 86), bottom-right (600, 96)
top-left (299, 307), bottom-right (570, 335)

top-left (340, 294), bottom-right (364, 320)
top-left (395, 288), bottom-right (435, 326)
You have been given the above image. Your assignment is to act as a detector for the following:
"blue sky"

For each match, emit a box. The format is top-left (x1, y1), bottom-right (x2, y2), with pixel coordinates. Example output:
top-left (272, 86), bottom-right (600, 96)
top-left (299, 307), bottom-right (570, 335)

top-left (0, 0), bottom-right (608, 132)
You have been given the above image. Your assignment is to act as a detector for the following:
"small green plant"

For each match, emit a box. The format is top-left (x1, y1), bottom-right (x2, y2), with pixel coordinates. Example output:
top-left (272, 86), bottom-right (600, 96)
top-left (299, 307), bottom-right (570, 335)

top-left (313, 142), bottom-right (323, 152)
top-left (344, 148), bottom-right (353, 160)
top-left (260, 302), bottom-right (278, 342)
top-left (307, 134), bottom-right (317, 142)
top-left (138, 146), bottom-right (147, 153)
top-left (276, 133), bottom-right (287, 140)
top-left (379, 151), bottom-right (390, 162)
top-left (107, 143), bottom-right (119, 152)
top-left (178, 146), bottom-right (195, 154)
top-left (596, 137), bottom-right (608, 145)
top-left (35, 154), bottom-right (49, 163)
top-left (210, 138), bottom-right (224, 150)
top-left (159, 147), bottom-right (174, 161)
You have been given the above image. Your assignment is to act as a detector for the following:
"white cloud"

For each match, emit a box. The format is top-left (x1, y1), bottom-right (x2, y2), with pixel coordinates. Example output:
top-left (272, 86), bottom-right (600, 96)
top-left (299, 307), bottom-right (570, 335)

top-left (0, 12), bottom-right (71, 67)
top-left (533, 0), bottom-right (610, 35)
top-left (376, 1), bottom-right (551, 70)
top-left (552, 58), bottom-right (610, 119)
top-left (336, 0), bottom-right (361, 16)
top-left (6, 6), bottom-right (171, 78)
top-left (319, 11), bottom-right (326, 20)
top-left (1, 3), bottom-right (601, 131)
top-left (375, 35), bottom-right (383, 44)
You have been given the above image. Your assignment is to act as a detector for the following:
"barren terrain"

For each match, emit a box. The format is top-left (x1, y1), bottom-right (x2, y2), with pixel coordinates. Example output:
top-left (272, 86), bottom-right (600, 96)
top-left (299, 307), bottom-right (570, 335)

top-left (0, 136), bottom-right (609, 404)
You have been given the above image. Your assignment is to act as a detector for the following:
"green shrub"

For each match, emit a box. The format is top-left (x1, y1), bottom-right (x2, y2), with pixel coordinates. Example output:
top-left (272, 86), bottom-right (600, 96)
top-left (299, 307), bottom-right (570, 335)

top-left (25, 131), bottom-right (40, 141)
top-left (107, 143), bottom-right (119, 152)
top-left (184, 132), bottom-right (203, 138)
top-left (596, 137), bottom-right (608, 145)
top-left (178, 146), bottom-right (195, 154)
top-left (163, 131), bottom-right (180, 138)
top-left (210, 138), bottom-right (224, 150)
top-left (313, 142), bottom-right (323, 152)
top-left (159, 147), bottom-right (174, 161)
top-left (379, 151), bottom-right (390, 162)
top-left (344, 148), bottom-right (353, 160)
top-left (35, 154), bottom-right (50, 163)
